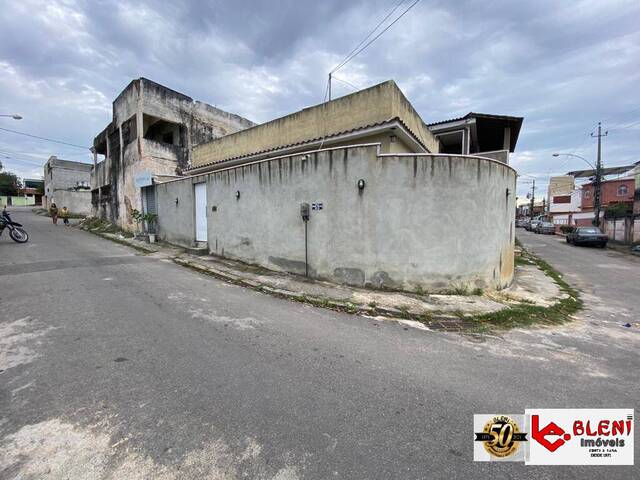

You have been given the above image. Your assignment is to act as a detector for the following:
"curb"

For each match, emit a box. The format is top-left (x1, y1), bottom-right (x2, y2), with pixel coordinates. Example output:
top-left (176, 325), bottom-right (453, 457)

top-left (81, 224), bottom-right (571, 333)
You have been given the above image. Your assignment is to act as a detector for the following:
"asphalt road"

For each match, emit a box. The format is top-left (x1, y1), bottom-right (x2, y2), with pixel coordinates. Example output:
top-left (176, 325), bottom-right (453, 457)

top-left (0, 210), bottom-right (638, 479)
top-left (517, 229), bottom-right (640, 322)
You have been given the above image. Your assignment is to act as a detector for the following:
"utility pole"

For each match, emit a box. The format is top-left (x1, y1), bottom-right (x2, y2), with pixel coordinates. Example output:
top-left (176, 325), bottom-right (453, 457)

top-left (529, 179), bottom-right (535, 220)
top-left (328, 73), bottom-right (332, 101)
top-left (590, 122), bottom-right (608, 227)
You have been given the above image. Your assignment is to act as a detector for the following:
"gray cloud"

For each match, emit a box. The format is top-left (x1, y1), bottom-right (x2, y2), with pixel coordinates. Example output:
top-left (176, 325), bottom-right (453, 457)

top-left (0, 0), bottom-right (637, 197)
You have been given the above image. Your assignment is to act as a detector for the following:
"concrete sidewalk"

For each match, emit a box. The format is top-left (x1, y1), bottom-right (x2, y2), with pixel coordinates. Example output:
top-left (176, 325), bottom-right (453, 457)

top-left (82, 225), bottom-right (564, 332)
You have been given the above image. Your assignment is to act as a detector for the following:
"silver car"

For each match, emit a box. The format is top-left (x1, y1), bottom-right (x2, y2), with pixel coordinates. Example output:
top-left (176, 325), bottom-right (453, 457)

top-left (534, 221), bottom-right (555, 234)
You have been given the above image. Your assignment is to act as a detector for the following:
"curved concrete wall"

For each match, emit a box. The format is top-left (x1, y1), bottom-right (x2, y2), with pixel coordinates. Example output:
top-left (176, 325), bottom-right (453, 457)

top-left (157, 145), bottom-right (516, 291)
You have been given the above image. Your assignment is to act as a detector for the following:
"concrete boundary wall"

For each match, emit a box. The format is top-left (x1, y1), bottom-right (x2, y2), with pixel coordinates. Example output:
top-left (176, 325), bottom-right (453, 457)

top-left (50, 190), bottom-right (92, 215)
top-left (156, 145), bottom-right (516, 291)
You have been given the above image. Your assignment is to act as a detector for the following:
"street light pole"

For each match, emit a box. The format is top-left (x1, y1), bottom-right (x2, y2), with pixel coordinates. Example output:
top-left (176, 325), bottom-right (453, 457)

top-left (530, 179), bottom-right (535, 221)
top-left (590, 122), bottom-right (608, 228)
top-left (0, 114), bottom-right (23, 120)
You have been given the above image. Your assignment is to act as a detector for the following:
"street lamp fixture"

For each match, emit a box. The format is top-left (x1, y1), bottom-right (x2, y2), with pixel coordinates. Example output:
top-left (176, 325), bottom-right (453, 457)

top-left (0, 114), bottom-right (23, 120)
top-left (552, 152), bottom-right (595, 170)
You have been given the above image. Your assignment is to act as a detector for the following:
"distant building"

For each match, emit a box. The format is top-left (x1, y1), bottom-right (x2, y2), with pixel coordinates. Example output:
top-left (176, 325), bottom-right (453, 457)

top-left (547, 175), bottom-right (581, 227)
top-left (575, 177), bottom-right (635, 225)
top-left (19, 178), bottom-right (44, 206)
top-left (43, 156), bottom-right (93, 214)
top-left (516, 197), bottom-right (545, 218)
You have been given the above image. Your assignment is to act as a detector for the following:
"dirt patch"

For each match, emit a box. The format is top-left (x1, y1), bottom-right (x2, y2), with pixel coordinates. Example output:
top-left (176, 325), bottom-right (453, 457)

top-left (0, 317), bottom-right (54, 372)
top-left (0, 419), bottom-right (300, 480)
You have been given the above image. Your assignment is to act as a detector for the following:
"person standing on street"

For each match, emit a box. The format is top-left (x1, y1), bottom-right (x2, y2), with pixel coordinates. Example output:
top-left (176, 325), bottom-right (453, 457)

top-left (60, 207), bottom-right (69, 227)
top-left (60, 206), bottom-right (70, 226)
top-left (49, 202), bottom-right (59, 225)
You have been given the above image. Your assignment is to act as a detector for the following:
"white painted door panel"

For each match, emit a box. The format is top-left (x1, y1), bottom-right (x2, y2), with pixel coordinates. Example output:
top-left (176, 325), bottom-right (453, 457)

top-left (194, 183), bottom-right (207, 242)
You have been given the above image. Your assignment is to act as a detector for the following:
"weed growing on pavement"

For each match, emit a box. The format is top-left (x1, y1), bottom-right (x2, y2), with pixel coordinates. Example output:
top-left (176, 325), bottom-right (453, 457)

top-left (468, 247), bottom-right (582, 331)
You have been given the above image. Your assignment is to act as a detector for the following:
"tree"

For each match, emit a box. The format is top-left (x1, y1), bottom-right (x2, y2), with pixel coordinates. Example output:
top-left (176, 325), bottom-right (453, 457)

top-left (0, 171), bottom-right (21, 196)
top-left (604, 202), bottom-right (631, 219)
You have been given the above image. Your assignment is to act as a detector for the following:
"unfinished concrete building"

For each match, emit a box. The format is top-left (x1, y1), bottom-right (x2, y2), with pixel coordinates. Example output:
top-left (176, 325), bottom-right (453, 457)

top-left (91, 78), bottom-right (255, 229)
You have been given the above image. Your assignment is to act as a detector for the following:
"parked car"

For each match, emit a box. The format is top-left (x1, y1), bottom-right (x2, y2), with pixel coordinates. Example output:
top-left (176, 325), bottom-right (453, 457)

top-left (566, 227), bottom-right (608, 248)
top-left (534, 221), bottom-right (555, 234)
top-left (526, 219), bottom-right (541, 231)
top-left (515, 218), bottom-right (528, 228)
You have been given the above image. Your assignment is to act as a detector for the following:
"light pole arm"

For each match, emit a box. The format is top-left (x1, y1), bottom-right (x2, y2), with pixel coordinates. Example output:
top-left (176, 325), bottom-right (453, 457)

top-left (552, 153), bottom-right (596, 171)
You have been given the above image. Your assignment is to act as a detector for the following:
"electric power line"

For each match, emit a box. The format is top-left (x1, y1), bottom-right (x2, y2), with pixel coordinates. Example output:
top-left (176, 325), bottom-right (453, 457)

top-left (609, 118), bottom-right (640, 131)
top-left (0, 126), bottom-right (89, 150)
top-left (331, 0), bottom-right (421, 74)
top-left (331, 0), bottom-right (407, 74)
top-left (331, 76), bottom-right (360, 91)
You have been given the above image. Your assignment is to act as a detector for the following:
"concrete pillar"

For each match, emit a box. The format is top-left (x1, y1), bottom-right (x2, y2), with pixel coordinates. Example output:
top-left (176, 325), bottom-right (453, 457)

top-left (503, 127), bottom-right (511, 151)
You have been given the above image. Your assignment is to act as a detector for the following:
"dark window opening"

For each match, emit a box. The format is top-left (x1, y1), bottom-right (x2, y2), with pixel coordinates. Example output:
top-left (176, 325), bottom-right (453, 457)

top-left (121, 114), bottom-right (137, 145)
top-left (437, 131), bottom-right (464, 154)
top-left (143, 114), bottom-right (185, 146)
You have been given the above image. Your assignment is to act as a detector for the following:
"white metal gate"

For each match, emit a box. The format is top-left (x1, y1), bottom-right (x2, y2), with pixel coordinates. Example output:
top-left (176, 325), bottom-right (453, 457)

top-left (194, 183), bottom-right (207, 242)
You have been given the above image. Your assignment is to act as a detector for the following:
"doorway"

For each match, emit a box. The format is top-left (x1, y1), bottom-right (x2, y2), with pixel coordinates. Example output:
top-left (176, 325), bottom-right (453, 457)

top-left (194, 183), bottom-right (207, 242)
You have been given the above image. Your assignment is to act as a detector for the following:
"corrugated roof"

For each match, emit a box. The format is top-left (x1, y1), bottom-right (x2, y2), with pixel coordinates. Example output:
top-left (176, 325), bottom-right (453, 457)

top-left (427, 112), bottom-right (524, 127)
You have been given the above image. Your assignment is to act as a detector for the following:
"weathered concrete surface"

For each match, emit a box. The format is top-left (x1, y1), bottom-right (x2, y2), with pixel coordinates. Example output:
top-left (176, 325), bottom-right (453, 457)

top-left (192, 80), bottom-right (439, 167)
top-left (158, 145), bottom-right (516, 291)
top-left (48, 190), bottom-right (92, 215)
top-left (43, 156), bottom-right (92, 212)
top-left (91, 78), bottom-right (255, 231)
top-left (1, 210), bottom-right (638, 480)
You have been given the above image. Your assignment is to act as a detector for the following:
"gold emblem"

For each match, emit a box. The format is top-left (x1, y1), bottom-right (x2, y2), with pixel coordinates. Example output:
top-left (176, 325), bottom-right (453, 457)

top-left (479, 415), bottom-right (523, 458)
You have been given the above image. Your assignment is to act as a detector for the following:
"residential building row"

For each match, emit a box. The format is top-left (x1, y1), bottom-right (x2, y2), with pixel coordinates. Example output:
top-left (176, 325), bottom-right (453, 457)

top-left (73, 77), bottom-right (523, 292)
top-left (545, 163), bottom-right (640, 242)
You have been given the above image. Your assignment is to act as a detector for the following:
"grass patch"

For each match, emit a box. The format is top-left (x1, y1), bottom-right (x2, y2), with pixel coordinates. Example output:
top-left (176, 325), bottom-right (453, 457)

top-left (80, 217), bottom-right (134, 237)
top-left (468, 247), bottom-right (582, 332)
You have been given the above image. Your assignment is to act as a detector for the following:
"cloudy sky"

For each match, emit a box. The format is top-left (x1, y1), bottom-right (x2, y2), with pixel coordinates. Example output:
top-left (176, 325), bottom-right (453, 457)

top-left (0, 0), bottom-right (638, 198)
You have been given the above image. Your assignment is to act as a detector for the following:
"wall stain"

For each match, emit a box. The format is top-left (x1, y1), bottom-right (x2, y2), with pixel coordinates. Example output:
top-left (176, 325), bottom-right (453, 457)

top-left (343, 149), bottom-right (348, 175)
top-left (333, 267), bottom-right (365, 286)
top-left (413, 156), bottom-right (417, 178)
top-left (269, 256), bottom-right (315, 277)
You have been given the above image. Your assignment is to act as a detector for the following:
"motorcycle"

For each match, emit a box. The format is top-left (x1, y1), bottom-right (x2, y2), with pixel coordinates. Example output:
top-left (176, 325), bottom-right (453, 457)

top-left (0, 208), bottom-right (29, 243)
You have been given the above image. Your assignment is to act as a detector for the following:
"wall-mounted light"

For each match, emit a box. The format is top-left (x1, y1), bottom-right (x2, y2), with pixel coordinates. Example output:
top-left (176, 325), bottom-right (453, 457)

top-left (506, 188), bottom-right (511, 197)
top-left (175, 197), bottom-right (179, 205)
top-left (389, 134), bottom-right (397, 143)
top-left (357, 179), bottom-right (366, 190)
top-left (235, 190), bottom-right (241, 200)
